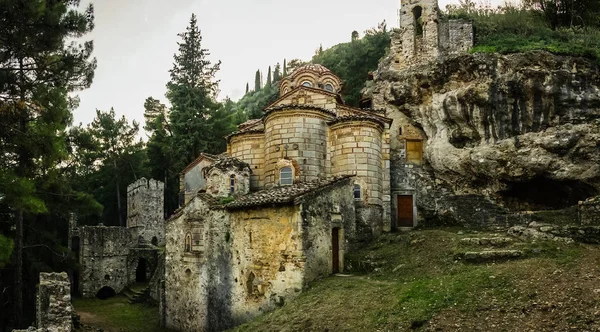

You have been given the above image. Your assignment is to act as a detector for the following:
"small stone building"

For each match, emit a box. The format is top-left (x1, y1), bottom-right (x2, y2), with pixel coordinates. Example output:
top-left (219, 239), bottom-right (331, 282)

top-left (70, 178), bottom-right (165, 298)
top-left (165, 64), bottom-right (392, 331)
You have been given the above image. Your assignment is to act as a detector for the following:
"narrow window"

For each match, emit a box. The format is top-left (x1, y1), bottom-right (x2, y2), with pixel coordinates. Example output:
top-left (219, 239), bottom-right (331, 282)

top-left (184, 234), bottom-right (192, 252)
top-left (279, 167), bottom-right (293, 185)
top-left (324, 83), bottom-right (334, 92)
top-left (413, 6), bottom-right (423, 37)
top-left (230, 174), bottom-right (235, 194)
top-left (353, 184), bottom-right (361, 200)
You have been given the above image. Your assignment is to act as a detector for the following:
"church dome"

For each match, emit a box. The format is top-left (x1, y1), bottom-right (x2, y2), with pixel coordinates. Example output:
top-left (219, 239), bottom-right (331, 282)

top-left (279, 64), bottom-right (343, 96)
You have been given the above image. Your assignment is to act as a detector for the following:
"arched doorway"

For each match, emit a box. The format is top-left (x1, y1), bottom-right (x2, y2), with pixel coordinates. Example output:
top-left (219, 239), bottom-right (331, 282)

top-left (96, 286), bottom-right (116, 300)
top-left (136, 258), bottom-right (148, 282)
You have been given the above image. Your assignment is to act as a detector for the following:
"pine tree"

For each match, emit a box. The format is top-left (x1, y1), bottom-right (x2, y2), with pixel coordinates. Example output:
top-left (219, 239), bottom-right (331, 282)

top-left (254, 70), bottom-right (261, 91)
top-left (283, 59), bottom-right (288, 76)
top-left (0, 0), bottom-right (96, 326)
top-left (245, 82), bottom-right (249, 94)
top-left (166, 14), bottom-right (224, 164)
top-left (266, 66), bottom-right (272, 87)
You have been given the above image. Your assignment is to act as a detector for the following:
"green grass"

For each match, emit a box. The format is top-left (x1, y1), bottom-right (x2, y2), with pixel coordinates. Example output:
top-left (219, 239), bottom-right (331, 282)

top-left (73, 295), bottom-right (167, 332)
top-left (233, 229), bottom-right (594, 331)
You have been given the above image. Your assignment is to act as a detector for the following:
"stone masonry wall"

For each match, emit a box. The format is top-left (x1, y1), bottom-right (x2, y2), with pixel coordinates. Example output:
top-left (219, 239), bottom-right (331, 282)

top-left (37, 272), bottom-right (72, 332)
top-left (77, 226), bottom-right (130, 297)
top-left (439, 20), bottom-right (474, 55)
top-left (398, 0), bottom-right (440, 68)
top-left (206, 166), bottom-right (251, 198)
top-left (264, 109), bottom-right (331, 186)
top-left (580, 196), bottom-right (600, 225)
top-left (127, 178), bottom-right (165, 246)
top-left (229, 133), bottom-right (265, 190)
top-left (329, 121), bottom-right (383, 206)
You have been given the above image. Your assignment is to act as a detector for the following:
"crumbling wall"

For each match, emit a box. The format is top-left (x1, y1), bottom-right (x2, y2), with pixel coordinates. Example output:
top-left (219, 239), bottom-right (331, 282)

top-left (580, 196), bottom-right (600, 225)
top-left (300, 179), bottom-right (356, 280)
top-left (127, 178), bottom-right (165, 246)
top-left (13, 272), bottom-right (73, 332)
top-left (78, 226), bottom-right (130, 297)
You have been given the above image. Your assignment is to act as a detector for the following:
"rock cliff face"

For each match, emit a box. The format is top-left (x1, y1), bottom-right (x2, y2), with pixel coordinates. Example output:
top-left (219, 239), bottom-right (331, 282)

top-left (372, 51), bottom-right (600, 225)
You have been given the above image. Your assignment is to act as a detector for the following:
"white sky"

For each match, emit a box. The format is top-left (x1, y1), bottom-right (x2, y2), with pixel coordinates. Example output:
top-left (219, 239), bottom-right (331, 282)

top-left (73, 0), bottom-right (473, 128)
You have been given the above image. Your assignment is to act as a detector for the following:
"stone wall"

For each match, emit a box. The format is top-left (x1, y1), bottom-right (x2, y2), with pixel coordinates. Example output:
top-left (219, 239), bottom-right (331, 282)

top-left (264, 109), bottom-right (330, 185)
top-left (580, 196), bottom-right (600, 225)
top-left (76, 226), bottom-right (130, 297)
top-left (300, 179), bottom-right (356, 280)
top-left (329, 121), bottom-right (383, 205)
top-left (127, 178), bottom-right (165, 246)
top-left (398, 0), bottom-right (440, 67)
top-left (206, 164), bottom-right (251, 198)
top-left (439, 19), bottom-right (473, 55)
top-left (37, 272), bottom-right (72, 332)
top-left (229, 133), bottom-right (265, 190)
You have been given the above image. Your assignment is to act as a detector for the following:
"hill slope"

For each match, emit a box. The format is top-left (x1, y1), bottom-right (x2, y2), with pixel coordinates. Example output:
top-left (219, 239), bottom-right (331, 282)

top-left (233, 229), bottom-right (600, 331)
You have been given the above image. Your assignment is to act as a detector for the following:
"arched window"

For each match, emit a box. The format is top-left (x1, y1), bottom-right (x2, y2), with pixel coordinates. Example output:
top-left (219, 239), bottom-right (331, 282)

top-left (324, 83), bottom-right (334, 92)
top-left (413, 6), bottom-right (423, 37)
top-left (301, 81), bottom-right (312, 87)
top-left (230, 174), bottom-right (235, 194)
top-left (353, 184), bottom-right (361, 200)
top-left (279, 167), bottom-right (293, 185)
top-left (184, 233), bottom-right (192, 252)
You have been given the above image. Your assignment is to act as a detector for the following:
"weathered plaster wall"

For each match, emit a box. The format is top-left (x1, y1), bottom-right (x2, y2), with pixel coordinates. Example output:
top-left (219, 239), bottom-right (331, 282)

top-left (127, 178), bottom-right (165, 246)
top-left (300, 179), bottom-right (356, 280)
top-left (228, 206), bottom-right (305, 325)
top-left (264, 109), bottom-right (331, 185)
top-left (182, 159), bottom-right (214, 204)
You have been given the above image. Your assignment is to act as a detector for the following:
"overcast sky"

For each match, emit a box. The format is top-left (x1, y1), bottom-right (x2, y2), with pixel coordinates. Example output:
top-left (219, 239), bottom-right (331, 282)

top-left (73, 0), bottom-right (468, 129)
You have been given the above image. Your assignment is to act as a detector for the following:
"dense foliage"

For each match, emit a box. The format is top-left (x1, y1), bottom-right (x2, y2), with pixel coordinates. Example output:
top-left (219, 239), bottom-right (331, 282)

top-left (312, 23), bottom-right (390, 106)
top-left (446, 0), bottom-right (600, 61)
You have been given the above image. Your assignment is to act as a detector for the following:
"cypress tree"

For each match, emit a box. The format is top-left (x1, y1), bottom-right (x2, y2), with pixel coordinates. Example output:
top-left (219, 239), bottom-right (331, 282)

top-left (283, 59), bottom-right (287, 76)
top-left (245, 82), bottom-right (249, 94)
top-left (266, 66), bottom-right (272, 87)
top-left (254, 70), bottom-right (261, 91)
top-left (273, 63), bottom-right (281, 83)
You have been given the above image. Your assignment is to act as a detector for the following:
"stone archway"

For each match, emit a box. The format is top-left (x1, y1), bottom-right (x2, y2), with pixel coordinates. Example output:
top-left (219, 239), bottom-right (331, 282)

top-left (96, 286), bottom-right (116, 300)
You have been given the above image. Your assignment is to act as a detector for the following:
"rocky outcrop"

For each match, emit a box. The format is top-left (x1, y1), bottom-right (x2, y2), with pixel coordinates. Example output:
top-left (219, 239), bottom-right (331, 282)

top-left (372, 51), bottom-right (600, 225)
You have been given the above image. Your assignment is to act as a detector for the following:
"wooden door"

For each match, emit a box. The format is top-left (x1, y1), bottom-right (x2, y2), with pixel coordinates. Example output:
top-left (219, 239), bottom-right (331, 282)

top-left (397, 195), bottom-right (414, 227)
top-left (406, 140), bottom-right (423, 164)
top-left (332, 228), bottom-right (339, 274)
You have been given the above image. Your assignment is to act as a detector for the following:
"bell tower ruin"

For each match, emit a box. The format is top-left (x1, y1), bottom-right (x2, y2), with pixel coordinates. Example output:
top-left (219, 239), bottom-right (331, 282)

top-left (127, 177), bottom-right (165, 246)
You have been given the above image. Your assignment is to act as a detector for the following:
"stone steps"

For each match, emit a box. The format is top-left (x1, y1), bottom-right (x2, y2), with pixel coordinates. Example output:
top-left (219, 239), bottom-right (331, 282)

top-left (122, 283), bottom-right (150, 304)
top-left (455, 249), bottom-right (524, 263)
top-left (459, 237), bottom-right (513, 246)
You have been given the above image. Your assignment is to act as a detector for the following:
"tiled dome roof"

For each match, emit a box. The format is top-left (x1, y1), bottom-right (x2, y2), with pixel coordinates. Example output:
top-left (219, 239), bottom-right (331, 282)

top-left (292, 64), bottom-right (332, 75)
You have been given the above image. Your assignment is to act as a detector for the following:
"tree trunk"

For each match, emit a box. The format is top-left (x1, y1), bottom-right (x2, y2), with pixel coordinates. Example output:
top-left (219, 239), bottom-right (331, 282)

top-left (14, 210), bottom-right (23, 327)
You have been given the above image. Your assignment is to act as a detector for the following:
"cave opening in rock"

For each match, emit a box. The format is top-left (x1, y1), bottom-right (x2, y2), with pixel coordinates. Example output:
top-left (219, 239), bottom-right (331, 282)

top-left (96, 286), bottom-right (116, 300)
top-left (500, 178), bottom-right (597, 211)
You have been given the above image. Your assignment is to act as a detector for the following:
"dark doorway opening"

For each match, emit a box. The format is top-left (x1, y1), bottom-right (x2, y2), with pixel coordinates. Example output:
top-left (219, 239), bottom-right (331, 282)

top-left (96, 286), bottom-right (116, 300)
top-left (71, 236), bottom-right (80, 261)
top-left (136, 258), bottom-right (148, 282)
top-left (151, 236), bottom-right (158, 246)
top-left (397, 195), bottom-right (414, 227)
top-left (332, 227), bottom-right (340, 274)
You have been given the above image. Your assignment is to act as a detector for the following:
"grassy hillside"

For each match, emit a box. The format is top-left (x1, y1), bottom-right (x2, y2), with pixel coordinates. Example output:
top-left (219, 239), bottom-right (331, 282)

top-left (233, 229), bottom-right (600, 331)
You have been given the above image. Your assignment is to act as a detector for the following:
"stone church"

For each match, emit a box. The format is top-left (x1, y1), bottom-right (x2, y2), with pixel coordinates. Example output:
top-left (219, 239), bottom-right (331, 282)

top-left (164, 64), bottom-right (393, 331)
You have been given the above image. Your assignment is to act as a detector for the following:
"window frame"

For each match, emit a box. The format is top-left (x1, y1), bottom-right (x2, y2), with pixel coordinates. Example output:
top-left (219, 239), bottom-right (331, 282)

top-left (301, 81), bottom-right (313, 87)
top-left (229, 174), bottom-right (235, 194)
top-left (353, 184), bottom-right (362, 200)
top-left (279, 167), bottom-right (293, 186)
top-left (324, 83), bottom-right (334, 92)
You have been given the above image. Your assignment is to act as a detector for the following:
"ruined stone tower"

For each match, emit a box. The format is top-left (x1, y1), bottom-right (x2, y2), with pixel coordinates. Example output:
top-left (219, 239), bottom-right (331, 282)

top-left (395, 0), bottom-right (473, 68)
top-left (127, 177), bottom-right (165, 246)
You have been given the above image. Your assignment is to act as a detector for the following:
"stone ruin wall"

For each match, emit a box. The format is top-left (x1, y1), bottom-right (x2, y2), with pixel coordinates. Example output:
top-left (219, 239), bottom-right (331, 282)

top-left (164, 178), bottom-right (359, 332)
top-left (127, 177), bottom-right (165, 246)
top-left (13, 272), bottom-right (72, 332)
top-left (76, 226), bottom-right (131, 297)
top-left (580, 196), bottom-right (600, 225)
